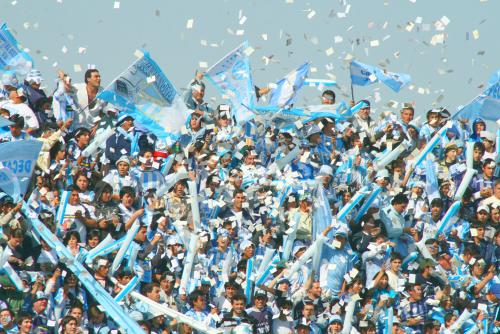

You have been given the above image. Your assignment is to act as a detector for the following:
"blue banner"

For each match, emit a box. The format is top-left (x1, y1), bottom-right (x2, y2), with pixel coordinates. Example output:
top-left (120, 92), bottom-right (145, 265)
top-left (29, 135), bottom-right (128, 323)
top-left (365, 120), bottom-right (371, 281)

top-left (452, 69), bottom-right (500, 121)
top-left (98, 51), bottom-right (189, 140)
top-left (350, 60), bottom-right (411, 92)
top-left (0, 140), bottom-right (42, 195)
top-left (0, 23), bottom-right (33, 76)
top-left (312, 184), bottom-right (333, 240)
top-left (0, 167), bottom-right (20, 201)
top-left (268, 62), bottom-right (310, 108)
top-left (205, 41), bottom-right (256, 124)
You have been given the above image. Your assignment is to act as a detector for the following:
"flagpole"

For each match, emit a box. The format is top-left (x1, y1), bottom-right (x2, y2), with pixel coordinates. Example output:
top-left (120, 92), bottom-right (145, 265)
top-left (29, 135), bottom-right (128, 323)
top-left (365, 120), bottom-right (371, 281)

top-left (350, 82), bottom-right (355, 102)
top-left (349, 61), bottom-right (355, 102)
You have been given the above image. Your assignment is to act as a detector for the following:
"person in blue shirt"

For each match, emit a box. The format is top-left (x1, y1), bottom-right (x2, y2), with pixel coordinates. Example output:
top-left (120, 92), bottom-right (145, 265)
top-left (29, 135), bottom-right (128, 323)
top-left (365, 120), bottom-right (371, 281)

top-left (105, 114), bottom-right (134, 166)
top-left (0, 114), bottom-right (30, 142)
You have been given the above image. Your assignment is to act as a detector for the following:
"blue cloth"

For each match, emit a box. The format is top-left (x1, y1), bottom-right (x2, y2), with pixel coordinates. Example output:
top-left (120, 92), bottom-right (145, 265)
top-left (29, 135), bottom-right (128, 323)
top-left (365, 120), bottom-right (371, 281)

top-left (268, 62), bottom-right (310, 108)
top-left (350, 60), bottom-right (411, 92)
top-left (453, 69), bottom-right (500, 121)
top-left (205, 41), bottom-right (256, 124)
top-left (98, 50), bottom-right (188, 140)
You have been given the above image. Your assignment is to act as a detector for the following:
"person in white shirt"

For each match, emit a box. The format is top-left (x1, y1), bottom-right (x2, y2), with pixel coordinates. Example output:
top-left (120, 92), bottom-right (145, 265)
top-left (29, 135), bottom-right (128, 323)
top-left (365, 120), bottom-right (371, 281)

top-left (2, 88), bottom-right (39, 133)
top-left (72, 69), bottom-right (106, 130)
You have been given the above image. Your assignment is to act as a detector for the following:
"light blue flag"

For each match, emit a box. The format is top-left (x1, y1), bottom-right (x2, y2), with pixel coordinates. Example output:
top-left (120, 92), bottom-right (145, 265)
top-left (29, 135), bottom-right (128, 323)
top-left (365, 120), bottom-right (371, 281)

top-left (0, 140), bottom-right (42, 195)
top-left (268, 62), bottom-right (310, 108)
top-left (312, 184), bottom-right (334, 240)
top-left (350, 60), bottom-right (378, 86)
top-left (205, 41), bottom-right (256, 124)
top-left (0, 23), bottom-right (33, 76)
top-left (375, 68), bottom-right (412, 93)
top-left (452, 69), bottom-right (500, 121)
top-left (0, 167), bottom-right (20, 201)
top-left (350, 60), bottom-right (411, 92)
top-left (254, 103), bottom-right (349, 132)
top-left (425, 156), bottom-right (440, 201)
top-left (303, 78), bottom-right (337, 87)
top-left (98, 51), bottom-right (189, 141)
top-left (0, 117), bottom-right (12, 128)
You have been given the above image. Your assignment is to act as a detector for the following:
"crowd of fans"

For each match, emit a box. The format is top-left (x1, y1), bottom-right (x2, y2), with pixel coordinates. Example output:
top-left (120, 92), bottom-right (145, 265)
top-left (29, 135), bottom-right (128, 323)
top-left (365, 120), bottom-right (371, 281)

top-left (0, 64), bottom-right (498, 334)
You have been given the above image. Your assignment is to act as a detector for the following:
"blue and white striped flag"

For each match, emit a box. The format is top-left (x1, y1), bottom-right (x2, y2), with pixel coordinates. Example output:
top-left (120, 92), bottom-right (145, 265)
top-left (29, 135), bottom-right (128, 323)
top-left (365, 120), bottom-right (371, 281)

top-left (453, 69), bottom-right (500, 121)
top-left (98, 51), bottom-right (189, 141)
top-left (350, 60), bottom-right (411, 92)
top-left (205, 41), bottom-right (256, 124)
top-left (0, 23), bottom-right (34, 76)
top-left (268, 62), bottom-right (310, 108)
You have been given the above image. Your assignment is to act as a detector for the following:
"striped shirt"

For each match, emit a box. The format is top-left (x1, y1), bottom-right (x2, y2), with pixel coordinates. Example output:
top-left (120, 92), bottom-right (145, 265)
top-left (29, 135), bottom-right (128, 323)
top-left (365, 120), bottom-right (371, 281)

top-left (132, 167), bottom-right (166, 195)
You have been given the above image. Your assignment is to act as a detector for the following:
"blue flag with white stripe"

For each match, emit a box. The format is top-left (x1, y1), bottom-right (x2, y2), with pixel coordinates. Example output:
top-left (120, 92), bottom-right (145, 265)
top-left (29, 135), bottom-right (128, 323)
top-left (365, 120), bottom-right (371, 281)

top-left (452, 69), bottom-right (500, 121)
top-left (268, 62), bottom-right (310, 108)
top-left (98, 51), bottom-right (189, 141)
top-left (0, 23), bottom-right (33, 76)
top-left (350, 60), bottom-right (411, 92)
top-left (205, 41), bottom-right (256, 124)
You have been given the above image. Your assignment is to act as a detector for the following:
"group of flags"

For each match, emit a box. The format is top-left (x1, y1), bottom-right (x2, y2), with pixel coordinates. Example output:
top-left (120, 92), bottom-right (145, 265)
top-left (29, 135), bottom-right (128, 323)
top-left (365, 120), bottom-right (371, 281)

top-left (0, 20), bottom-right (498, 203)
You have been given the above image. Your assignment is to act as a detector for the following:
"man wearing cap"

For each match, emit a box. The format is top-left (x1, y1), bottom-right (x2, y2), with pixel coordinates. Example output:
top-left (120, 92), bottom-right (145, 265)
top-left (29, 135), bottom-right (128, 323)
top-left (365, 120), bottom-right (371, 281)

top-left (407, 181), bottom-right (427, 221)
top-left (103, 155), bottom-right (139, 201)
top-left (105, 114), bottom-right (135, 166)
top-left (207, 229), bottom-right (237, 284)
top-left (0, 72), bottom-right (19, 99)
top-left (183, 74), bottom-right (213, 123)
top-left (419, 109), bottom-right (441, 141)
top-left (415, 258), bottom-right (445, 299)
top-left (305, 124), bottom-right (330, 166)
top-left (287, 245), bottom-right (311, 294)
top-left (326, 314), bottom-right (343, 334)
top-left (215, 104), bottom-right (235, 145)
top-left (351, 100), bottom-right (376, 142)
top-left (246, 292), bottom-right (273, 334)
top-left (22, 291), bottom-right (55, 333)
top-left (479, 130), bottom-right (496, 160)
top-left (0, 114), bottom-right (30, 142)
top-left (319, 225), bottom-right (355, 296)
top-left (334, 122), bottom-right (356, 153)
top-left (23, 69), bottom-right (47, 112)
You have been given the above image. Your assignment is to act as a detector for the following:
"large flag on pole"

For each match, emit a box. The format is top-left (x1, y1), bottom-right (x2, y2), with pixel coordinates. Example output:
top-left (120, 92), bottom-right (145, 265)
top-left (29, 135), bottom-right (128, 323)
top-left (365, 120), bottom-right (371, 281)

top-left (268, 62), bottom-right (310, 108)
top-left (0, 140), bottom-right (42, 196)
top-left (452, 69), bottom-right (500, 121)
top-left (350, 60), bottom-right (411, 93)
top-left (0, 23), bottom-right (33, 76)
top-left (205, 41), bottom-right (256, 124)
top-left (98, 51), bottom-right (190, 140)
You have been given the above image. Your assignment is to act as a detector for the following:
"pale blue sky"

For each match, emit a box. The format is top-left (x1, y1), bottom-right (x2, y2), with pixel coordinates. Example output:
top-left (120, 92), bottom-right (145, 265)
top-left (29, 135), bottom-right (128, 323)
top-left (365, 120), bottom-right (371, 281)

top-left (2, 0), bottom-right (499, 121)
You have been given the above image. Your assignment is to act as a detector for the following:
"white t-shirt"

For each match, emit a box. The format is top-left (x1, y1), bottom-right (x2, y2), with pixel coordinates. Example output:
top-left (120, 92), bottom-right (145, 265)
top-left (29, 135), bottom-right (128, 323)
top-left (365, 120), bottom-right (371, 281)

top-left (1, 101), bottom-right (39, 130)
